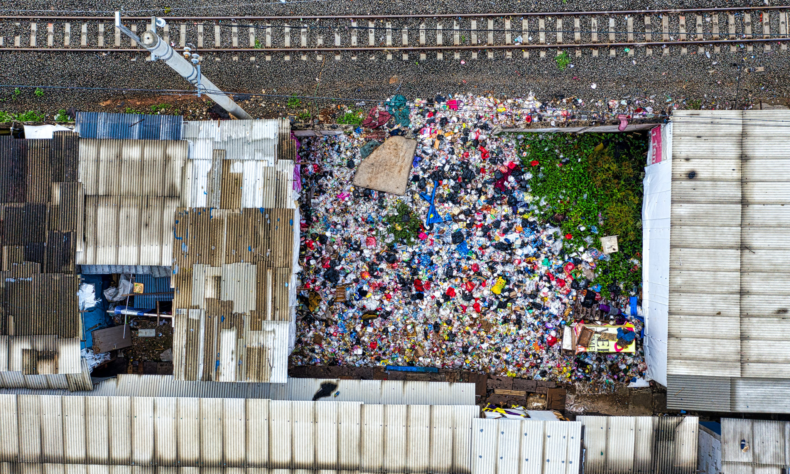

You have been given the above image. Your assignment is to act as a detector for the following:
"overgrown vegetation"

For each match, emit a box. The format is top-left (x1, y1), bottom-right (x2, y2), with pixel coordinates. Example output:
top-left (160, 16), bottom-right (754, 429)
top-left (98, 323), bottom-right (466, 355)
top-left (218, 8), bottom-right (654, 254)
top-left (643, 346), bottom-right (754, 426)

top-left (0, 110), bottom-right (46, 122)
top-left (385, 200), bottom-right (423, 244)
top-left (555, 51), bottom-right (571, 71)
top-left (337, 109), bottom-right (365, 126)
top-left (54, 109), bottom-right (71, 123)
top-left (518, 133), bottom-right (647, 298)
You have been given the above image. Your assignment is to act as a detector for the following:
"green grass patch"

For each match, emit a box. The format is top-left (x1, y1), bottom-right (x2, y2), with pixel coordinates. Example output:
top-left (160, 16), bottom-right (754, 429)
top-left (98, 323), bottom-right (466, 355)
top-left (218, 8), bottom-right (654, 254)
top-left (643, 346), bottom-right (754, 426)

top-left (287, 94), bottom-right (302, 109)
top-left (555, 51), bottom-right (571, 71)
top-left (337, 109), bottom-right (364, 126)
top-left (518, 132), bottom-right (647, 298)
top-left (385, 200), bottom-right (422, 245)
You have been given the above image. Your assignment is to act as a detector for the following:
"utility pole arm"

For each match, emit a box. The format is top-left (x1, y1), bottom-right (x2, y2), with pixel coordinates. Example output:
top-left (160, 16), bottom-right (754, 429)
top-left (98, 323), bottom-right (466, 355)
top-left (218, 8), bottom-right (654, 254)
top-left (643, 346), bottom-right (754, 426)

top-left (114, 12), bottom-right (252, 120)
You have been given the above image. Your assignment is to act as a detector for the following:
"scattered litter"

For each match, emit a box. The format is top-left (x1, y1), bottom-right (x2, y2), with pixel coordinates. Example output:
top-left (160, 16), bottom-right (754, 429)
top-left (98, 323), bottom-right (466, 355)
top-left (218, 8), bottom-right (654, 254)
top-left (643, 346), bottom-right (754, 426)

top-left (294, 93), bottom-right (647, 386)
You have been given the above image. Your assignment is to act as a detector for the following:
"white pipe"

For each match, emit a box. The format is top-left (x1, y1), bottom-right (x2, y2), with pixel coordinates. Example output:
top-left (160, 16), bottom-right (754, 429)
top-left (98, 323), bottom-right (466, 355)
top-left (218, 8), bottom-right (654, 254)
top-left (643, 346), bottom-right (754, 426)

top-left (115, 13), bottom-right (251, 120)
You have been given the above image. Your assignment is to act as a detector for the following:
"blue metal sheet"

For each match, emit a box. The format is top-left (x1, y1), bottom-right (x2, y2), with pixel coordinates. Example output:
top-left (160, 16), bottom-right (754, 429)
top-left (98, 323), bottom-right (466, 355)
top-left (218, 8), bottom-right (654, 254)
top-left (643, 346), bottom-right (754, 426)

top-left (76, 112), bottom-right (183, 140)
top-left (133, 273), bottom-right (173, 309)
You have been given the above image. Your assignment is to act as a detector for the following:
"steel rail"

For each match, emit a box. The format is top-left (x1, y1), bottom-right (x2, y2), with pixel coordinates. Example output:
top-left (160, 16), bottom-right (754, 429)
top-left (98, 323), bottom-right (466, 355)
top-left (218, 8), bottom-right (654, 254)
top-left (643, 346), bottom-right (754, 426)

top-left (0, 5), bottom-right (788, 21)
top-left (0, 37), bottom-right (787, 53)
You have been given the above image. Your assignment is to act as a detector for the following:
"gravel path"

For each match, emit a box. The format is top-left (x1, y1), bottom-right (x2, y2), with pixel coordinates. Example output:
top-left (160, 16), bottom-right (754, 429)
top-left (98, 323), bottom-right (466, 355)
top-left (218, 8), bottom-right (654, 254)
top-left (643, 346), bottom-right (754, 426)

top-left (0, 42), bottom-right (786, 121)
top-left (0, 0), bottom-right (778, 17)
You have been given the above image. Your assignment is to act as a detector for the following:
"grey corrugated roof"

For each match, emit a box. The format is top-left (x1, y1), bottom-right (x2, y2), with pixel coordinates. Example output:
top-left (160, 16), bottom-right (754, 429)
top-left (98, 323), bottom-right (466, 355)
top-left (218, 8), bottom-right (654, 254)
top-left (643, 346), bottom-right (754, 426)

top-left (0, 393), bottom-right (479, 472)
top-left (667, 110), bottom-right (790, 413)
top-left (75, 112), bottom-right (183, 140)
top-left (578, 416), bottom-right (699, 474)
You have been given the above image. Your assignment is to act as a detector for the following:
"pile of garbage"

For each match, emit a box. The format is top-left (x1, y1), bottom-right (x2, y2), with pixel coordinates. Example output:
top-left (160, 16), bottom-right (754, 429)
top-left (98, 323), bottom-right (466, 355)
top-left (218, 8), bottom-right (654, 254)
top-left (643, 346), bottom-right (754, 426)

top-left (293, 94), bottom-right (647, 386)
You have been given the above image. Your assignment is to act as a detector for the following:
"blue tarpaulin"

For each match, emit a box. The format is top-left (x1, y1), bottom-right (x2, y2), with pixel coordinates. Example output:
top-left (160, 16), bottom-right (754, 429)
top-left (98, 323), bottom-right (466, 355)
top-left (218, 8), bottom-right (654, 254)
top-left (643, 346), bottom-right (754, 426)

top-left (80, 275), bottom-right (111, 350)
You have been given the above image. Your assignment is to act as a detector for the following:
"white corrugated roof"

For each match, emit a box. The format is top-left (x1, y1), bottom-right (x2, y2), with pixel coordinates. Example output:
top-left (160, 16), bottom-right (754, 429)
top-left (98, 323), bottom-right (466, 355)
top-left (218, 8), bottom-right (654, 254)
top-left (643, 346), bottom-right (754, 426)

top-left (471, 418), bottom-right (582, 474)
top-left (665, 111), bottom-right (790, 412)
top-left (182, 120), bottom-right (280, 164)
top-left (721, 418), bottom-right (790, 474)
top-left (1, 374), bottom-right (477, 406)
top-left (578, 416), bottom-right (698, 474)
top-left (0, 394), bottom-right (479, 473)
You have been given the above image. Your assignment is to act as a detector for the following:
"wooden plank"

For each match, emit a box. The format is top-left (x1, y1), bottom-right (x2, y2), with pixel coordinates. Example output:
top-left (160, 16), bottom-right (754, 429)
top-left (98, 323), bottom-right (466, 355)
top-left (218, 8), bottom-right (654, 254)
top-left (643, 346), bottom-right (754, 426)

top-left (92, 325), bottom-right (132, 353)
top-left (494, 389), bottom-right (527, 397)
top-left (547, 388), bottom-right (567, 410)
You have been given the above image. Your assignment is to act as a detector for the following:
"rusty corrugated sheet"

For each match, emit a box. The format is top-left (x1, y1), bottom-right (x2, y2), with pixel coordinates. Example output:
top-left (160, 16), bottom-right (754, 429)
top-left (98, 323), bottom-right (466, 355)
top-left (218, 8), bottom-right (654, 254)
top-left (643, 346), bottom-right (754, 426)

top-left (171, 207), bottom-right (295, 383)
top-left (5, 274), bottom-right (80, 338)
top-left (278, 118), bottom-right (296, 162)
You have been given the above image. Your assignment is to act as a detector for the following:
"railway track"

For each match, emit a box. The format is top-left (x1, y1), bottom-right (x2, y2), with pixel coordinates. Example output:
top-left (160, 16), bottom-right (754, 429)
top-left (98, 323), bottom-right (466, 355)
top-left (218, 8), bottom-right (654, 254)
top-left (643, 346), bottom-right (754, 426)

top-left (0, 6), bottom-right (788, 60)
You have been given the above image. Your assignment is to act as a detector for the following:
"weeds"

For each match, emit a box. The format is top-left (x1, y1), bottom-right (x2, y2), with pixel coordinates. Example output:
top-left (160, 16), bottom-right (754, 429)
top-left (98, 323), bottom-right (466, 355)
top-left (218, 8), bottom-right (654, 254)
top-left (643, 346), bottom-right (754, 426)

top-left (686, 99), bottom-right (702, 110)
top-left (337, 109), bottom-right (364, 126)
top-left (555, 51), bottom-right (571, 71)
top-left (54, 109), bottom-right (71, 123)
top-left (34, 88), bottom-right (44, 98)
top-left (150, 104), bottom-right (170, 113)
top-left (287, 94), bottom-right (301, 109)
top-left (385, 200), bottom-right (422, 244)
top-left (297, 110), bottom-right (312, 122)
top-left (13, 110), bottom-right (45, 122)
top-left (518, 132), bottom-right (647, 298)
top-left (254, 39), bottom-right (262, 49)
top-left (124, 107), bottom-right (145, 114)
top-left (0, 111), bottom-right (13, 123)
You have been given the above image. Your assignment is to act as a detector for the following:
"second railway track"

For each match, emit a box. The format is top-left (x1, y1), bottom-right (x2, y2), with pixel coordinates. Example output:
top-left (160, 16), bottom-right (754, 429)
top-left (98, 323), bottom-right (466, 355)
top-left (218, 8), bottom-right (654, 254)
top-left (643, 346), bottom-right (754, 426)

top-left (1, 6), bottom-right (789, 60)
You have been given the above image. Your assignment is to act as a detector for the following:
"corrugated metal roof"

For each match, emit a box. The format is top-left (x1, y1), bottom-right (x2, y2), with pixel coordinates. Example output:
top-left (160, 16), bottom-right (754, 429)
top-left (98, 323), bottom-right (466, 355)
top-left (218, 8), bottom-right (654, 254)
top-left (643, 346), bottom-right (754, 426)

top-left (75, 112), bottom-right (183, 140)
top-left (76, 138), bottom-right (189, 267)
top-left (578, 416), bottom-right (698, 474)
top-left (667, 111), bottom-right (790, 412)
top-left (666, 374), bottom-right (732, 412)
top-left (187, 158), bottom-right (295, 209)
top-left (78, 266), bottom-right (171, 278)
top-left (721, 418), bottom-right (790, 474)
top-left (80, 196), bottom-right (178, 266)
top-left (182, 120), bottom-right (286, 164)
top-left (0, 357), bottom-right (91, 390)
top-left (0, 394), bottom-right (479, 472)
top-left (0, 133), bottom-right (84, 386)
top-left (132, 274), bottom-right (173, 309)
top-left (77, 139), bottom-right (188, 198)
top-left (171, 208), bottom-right (296, 384)
top-left (471, 418), bottom-right (582, 474)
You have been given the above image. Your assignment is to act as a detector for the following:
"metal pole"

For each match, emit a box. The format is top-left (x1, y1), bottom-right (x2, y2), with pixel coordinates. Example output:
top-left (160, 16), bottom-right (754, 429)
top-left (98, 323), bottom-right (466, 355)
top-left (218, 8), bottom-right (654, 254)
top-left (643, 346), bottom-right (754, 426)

top-left (114, 12), bottom-right (251, 119)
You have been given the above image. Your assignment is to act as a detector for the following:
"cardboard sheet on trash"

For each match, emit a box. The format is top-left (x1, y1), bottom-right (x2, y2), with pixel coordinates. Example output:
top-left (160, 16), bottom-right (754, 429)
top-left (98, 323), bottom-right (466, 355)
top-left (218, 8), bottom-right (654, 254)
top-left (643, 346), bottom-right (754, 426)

top-left (573, 323), bottom-right (636, 354)
top-left (353, 136), bottom-right (417, 195)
